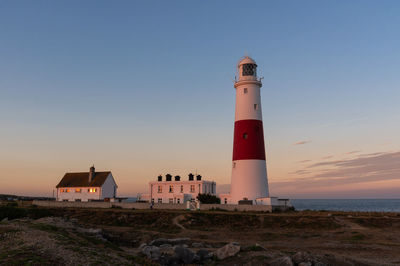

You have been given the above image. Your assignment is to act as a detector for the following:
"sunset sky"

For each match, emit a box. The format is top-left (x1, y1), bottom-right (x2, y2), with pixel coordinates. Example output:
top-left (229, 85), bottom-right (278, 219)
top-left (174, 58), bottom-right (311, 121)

top-left (1, 1), bottom-right (400, 198)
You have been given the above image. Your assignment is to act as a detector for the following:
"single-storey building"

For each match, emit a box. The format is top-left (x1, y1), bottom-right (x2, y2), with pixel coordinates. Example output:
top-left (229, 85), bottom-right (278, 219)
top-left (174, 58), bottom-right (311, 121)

top-left (56, 166), bottom-right (118, 202)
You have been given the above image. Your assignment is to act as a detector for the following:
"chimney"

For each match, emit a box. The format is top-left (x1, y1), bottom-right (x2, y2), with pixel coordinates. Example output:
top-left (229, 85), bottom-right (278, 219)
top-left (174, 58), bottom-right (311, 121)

top-left (188, 173), bottom-right (194, 181)
top-left (89, 165), bottom-right (95, 183)
top-left (158, 175), bottom-right (162, 182)
top-left (196, 174), bottom-right (202, 181)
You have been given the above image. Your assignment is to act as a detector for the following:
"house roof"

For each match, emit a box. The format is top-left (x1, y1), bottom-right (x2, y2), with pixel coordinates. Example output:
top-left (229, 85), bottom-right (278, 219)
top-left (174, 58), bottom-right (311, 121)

top-left (56, 171), bottom-right (111, 188)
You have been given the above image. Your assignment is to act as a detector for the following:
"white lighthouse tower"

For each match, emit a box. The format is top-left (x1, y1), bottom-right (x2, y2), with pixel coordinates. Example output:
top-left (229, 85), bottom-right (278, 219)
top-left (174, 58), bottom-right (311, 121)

top-left (228, 56), bottom-right (270, 204)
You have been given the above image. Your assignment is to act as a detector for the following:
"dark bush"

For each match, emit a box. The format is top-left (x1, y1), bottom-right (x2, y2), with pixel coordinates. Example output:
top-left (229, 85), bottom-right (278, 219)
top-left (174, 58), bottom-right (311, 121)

top-left (196, 193), bottom-right (221, 204)
top-left (0, 206), bottom-right (27, 220)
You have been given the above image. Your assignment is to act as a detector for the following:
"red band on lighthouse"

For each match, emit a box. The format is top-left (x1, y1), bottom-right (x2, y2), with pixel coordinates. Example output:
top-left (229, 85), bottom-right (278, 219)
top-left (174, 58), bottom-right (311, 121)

top-left (232, 119), bottom-right (266, 161)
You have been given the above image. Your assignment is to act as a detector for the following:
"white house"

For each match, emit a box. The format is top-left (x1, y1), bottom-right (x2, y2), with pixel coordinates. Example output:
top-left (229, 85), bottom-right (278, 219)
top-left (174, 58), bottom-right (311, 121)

top-left (56, 166), bottom-right (118, 202)
top-left (139, 173), bottom-right (216, 204)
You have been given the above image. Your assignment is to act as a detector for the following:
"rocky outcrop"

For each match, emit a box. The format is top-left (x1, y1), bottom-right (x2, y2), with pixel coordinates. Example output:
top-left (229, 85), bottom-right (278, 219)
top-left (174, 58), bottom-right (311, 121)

top-left (216, 242), bottom-right (241, 260)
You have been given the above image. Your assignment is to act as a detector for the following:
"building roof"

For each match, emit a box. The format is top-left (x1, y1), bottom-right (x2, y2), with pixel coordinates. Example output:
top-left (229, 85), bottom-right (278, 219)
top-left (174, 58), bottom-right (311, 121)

top-left (237, 56), bottom-right (257, 67)
top-left (56, 171), bottom-right (111, 188)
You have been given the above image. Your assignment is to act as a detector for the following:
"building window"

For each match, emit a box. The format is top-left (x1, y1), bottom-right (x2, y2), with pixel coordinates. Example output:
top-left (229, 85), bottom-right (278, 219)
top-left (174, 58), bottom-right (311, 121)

top-left (158, 186), bottom-right (162, 193)
top-left (66, 189), bottom-right (70, 193)
top-left (75, 188), bottom-right (81, 193)
top-left (63, 199), bottom-right (68, 202)
top-left (60, 189), bottom-right (64, 193)
top-left (254, 104), bottom-right (258, 110)
top-left (243, 133), bottom-right (248, 139)
top-left (151, 198), bottom-right (154, 204)
top-left (177, 198), bottom-right (181, 204)
top-left (75, 199), bottom-right (81, 202)
top-left (169, 185), bottom-right (173, 193)
top-left (224, 198), bottom-right (227, 204)
top-left (89, 188), bottom-right (97, 193)
top-left (244, 88), bottom-right (248, 94)
top-left (190, 185), bottom-right (195, 193)
top-left (158, 198), bottom-right (162, 203)
top-left (169, 198), bottom-right (173, 203)
top-left (180, 185), bottom-right (184, 193)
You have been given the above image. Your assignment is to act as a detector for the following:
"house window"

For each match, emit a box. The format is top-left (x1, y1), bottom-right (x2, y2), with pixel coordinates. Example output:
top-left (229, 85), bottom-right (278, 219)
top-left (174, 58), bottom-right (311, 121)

top-left (60, 189), bottom-right (64, 193)
top-left (63, 199), bottom-right (68, 202)
top-left (89, 188), bottom-right (97, 193)
top-left (169, 185), bottom-right (173, 193)
top-left (224, 198), bottom-right (227, 204)
top-left (180, 185), bottom-right (184, 193)
top-left (254, 104), bottom-right (258, 110)
top-left (158, 198), bottom-right (162, 203)
top-left (75, 188), bottom-right (81, 193)
top-left (169, 198), bottom-right (173, 203)
top-left (190, 185), bottom-right (195, 193)
top-left (244, 88), bottom-right (248, 94)
top-left (243, 133), bottom-right (248, 139)
top-left (158, 186), bottom-right (162, 193)
top-left (177, 198), bottom-right (180, 204)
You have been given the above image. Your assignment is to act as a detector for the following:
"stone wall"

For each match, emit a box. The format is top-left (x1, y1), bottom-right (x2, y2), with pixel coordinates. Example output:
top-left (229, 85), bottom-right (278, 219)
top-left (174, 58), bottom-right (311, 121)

top-left (32, 200), bottom-right (273, 212)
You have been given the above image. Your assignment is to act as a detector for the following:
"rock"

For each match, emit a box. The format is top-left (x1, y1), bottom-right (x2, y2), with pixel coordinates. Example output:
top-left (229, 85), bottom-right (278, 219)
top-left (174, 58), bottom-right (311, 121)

top-left (159, 243), bottom-right (172, 249)
top-left (196, 249), bottom-right (213, 261)
top-left (173, 245), bottom-right (195, 264)
top-left (150, 237), bottom-right (191, 246)
top-left (138, 243), bottom-right (147, 250)
top-left (216, 242), bottom-right (241, 260)
top-left (86, 228), bottom-right (102, 234)
top-left (292, 252), bottom-right (312, 264)
top-left (149, 238), bottom-right (168, 246)
top-left (191, 242), bottom-right (203, 248)
top-left (142, 245), bottom-right (161, 260)
top-left (270, 256), bottom-right (294, 266)
top-left (168, 237), bottom-right (191, 245)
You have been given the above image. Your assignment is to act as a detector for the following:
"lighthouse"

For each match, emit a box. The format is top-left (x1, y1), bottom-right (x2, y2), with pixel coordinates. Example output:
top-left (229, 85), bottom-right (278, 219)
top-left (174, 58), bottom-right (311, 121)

top-left (229, 56), bottom-right (269, 204)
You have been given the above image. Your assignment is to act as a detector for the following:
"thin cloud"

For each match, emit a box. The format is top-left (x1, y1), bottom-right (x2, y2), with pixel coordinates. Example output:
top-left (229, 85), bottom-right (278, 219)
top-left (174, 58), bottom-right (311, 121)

top-left (293, 140), bottom-right (311, 146)
top-left (321, 155), bottom-right (333, 160)
top-left (278, 151), bottom-right (400, 189)
top-left (297, 160), bottom-right (311, 163)
top-left (345, 150), bottom-right (362, 155)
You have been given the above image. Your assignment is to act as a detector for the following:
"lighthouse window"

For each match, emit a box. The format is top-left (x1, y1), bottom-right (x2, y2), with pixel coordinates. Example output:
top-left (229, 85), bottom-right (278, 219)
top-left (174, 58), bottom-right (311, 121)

top-left (243, 133), bottom-right (248, 139)
top-left (243, 88), bottom-right (248, 94)
top-left (254, 104), bottom-right (258, 110)
top-left (242, 63), bottom-right (256, 76)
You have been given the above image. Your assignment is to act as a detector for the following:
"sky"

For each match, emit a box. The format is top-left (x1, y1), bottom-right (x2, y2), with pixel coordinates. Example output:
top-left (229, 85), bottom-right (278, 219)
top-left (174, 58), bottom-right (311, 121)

top-left (1, 1), bottom-right (400, 198)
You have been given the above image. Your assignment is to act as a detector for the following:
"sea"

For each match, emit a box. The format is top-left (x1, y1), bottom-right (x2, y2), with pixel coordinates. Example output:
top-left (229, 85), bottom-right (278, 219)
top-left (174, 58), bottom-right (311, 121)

top-left (291, 199), bottom-right (400, 212)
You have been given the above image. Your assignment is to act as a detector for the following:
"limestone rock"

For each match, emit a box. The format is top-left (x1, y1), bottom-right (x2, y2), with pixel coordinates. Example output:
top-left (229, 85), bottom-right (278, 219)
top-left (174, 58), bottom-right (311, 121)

top-left (173, 245), bottom-right (195, 264)
top-left (216, 242), bottom-right (240, 260)
top-left (270, 256), bottom-right (294, 266)
top-left (292, 252), bottom-right (312, 264)
top-left (191, 242), bottom-right (203, 248)
top-left (142, 245), bottom-right (161, 260)
top-left (196, 249), bottom-right (213, 261)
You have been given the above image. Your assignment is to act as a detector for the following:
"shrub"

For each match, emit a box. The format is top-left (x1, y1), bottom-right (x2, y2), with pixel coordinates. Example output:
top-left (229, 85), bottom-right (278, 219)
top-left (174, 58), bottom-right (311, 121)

top-left (0, 206), bottom-right (27, 220)
top-left (196, 194), bottom-right (221, 204)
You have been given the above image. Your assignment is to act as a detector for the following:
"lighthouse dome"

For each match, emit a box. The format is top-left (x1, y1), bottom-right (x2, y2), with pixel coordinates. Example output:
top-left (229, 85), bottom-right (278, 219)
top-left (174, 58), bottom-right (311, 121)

top-left (237, 56), bottom-right (257, 67)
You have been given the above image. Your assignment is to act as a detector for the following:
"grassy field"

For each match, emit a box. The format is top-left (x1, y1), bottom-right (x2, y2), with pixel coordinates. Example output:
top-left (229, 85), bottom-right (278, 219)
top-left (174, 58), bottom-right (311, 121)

top-left (1, 202), bottom-right (400, 265)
